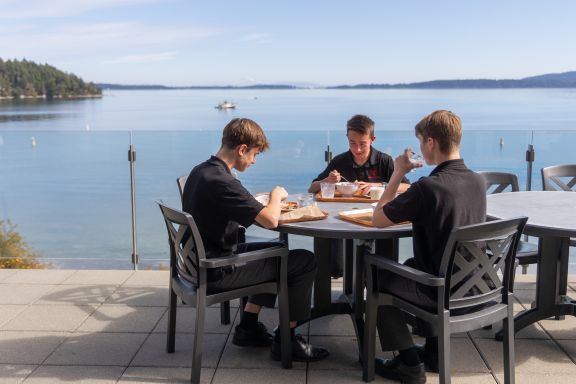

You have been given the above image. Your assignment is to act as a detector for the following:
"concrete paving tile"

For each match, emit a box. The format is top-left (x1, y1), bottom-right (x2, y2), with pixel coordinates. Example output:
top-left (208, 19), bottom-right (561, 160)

top-left (122, 271), bottom-right (169, 286)
top-left (218, 337), bottom-right (306, 370)
top-left (45, 332), bottom-right (148, 366)
top-left (424, 372), bottom-right (497, 384)
top-left (309, 314), bottom-right (356, 336)
top-left (62, 270), bottom-right (133, 285)
top-left (556, 339), bottom-right (576, 360)
top-left (0, 364), bottom-right (36, 384)
top-left (512, 289), bottom-right (536, 306)
top-left (131, 333), bottom-right (226, 368)
top-left (212, 368), bottom-right (305, 384)
top-left (475, 338), bottom-right (576, 374)
top-left (308, 335), bottom-right (361, 370)
top-left (22, 365), bottom-right (124, 383)
top-left (494, 373), bottom-right (576, 384)
top-left (103, 286), bottom-right (167, 306)
top-left (1, 305), bottom-right (96, 332)
top-left (0, 269), bottom-right (19, 282)
top-left (77, 305), bottom-right (165, 333)
top-left (230, 306), bottom-right (309, 336)
top-left (119, 367), bottom-right (214, 384)
top-left (35, 285), bottom-right (118, 305)
top-left (0, 331), bottom-right (68, 364)
top-left (0, 284), bottom-right (58, 305)
top-left (0, 305), bottom-right (27, 327)
top-left (538, 316), bottom-right (576, 339)
top-left (513, 274), bottom-right (537, 285)
top-left (153, 306), bottom-right (236, 334)
top-left (2, 270), bottom-right (76, 285)
top-left (307, 369), bottom-right (391, 383)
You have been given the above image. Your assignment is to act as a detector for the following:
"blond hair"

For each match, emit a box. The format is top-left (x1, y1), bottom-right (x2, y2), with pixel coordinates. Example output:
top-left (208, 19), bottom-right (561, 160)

top-left (415, 110), bottom-right (462, 154)
top-left (221, 118), bottom-right (270, 151)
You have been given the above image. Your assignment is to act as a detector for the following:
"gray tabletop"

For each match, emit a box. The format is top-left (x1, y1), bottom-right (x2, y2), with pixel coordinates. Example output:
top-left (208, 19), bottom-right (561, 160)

top-left (276, 199), bottom-right (412, 240)
top-left (487, 191), bottom-right (576, 238)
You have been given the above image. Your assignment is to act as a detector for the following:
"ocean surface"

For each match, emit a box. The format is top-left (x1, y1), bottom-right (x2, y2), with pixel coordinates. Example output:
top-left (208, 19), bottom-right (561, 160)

top-left (0, 89), bottom-right (575, 269)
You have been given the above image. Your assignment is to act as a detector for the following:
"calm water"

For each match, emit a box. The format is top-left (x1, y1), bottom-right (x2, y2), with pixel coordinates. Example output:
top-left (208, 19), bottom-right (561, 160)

top-left (0, 89), bottom-right (575, 269)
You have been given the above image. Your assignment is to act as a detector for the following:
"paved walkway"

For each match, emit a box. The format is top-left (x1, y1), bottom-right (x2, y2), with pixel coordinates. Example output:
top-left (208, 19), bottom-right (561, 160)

top-left (0, 269), bottom-right (574, 383)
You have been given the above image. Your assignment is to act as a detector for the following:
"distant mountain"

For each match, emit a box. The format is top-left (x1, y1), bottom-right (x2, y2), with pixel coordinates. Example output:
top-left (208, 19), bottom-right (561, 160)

top-left (97, 71), bottom-right (576, 91)
top-left (330, 71), bottom-right (576, 89)
top-left (0, 58), bottom-right (102, 99)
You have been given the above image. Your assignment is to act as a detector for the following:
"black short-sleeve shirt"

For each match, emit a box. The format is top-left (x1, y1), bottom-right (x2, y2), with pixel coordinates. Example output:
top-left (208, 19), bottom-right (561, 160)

top-left (182, 156), bottom-right (264, 255)
top-left (383, 159), bottom-right (486, 275)
top-left (312, 147), bottom-right (407, 184)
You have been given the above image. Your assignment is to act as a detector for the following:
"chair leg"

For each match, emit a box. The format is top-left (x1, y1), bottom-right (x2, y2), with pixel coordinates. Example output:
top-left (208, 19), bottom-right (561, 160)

top-left (191, 295), bottom-right (206, 384)
top-left (521, 265), bottom-right (528, 275)
top-left (438, 313), bottom-right (451, 384)
top-left (166, 288), bottom-right (178, 353)
top-left (278, 257), bottom-right (292, 369)
top-left (220, 301), bottom-right (231, 325)
top-left (362, 290), bottom-right (377, 382)
top-left (503, 302), bottom-right (515, 384)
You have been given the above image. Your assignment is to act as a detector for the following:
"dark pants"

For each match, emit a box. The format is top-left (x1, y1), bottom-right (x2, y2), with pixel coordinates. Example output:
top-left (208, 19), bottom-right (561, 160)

top-left (208, 242), bottom-right (317, 322)
top-left (376, 258), bottom-right (437, 351)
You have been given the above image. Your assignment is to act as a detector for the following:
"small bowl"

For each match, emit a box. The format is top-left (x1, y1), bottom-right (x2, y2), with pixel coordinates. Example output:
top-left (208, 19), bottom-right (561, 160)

top-left (336, 182), bottom-right (359, 196)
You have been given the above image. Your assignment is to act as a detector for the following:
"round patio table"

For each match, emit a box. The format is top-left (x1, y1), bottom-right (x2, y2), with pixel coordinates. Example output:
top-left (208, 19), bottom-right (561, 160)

top-left (274, 199), bottom-right (413, 356)
top-left (487, 191), bottom-right (576, 334)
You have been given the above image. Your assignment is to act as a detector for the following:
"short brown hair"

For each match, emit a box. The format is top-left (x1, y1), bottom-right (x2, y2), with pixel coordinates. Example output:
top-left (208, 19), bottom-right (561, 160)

top-left (347, 114), bottom-right (375, 137)
top-left (414, 110), bottom-right (462, 154)
top-left (221, 118), bottom-right (270, 152)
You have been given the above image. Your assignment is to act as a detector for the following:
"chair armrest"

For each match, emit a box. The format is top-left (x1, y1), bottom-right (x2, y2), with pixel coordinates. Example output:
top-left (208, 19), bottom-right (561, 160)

top-left (199, 246), bottom-right (289, 268)
top-left (365, 255), bottom-right (445, 287)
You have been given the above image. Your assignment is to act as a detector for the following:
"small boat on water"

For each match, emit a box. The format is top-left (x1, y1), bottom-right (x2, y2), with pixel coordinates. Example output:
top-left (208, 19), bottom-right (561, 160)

top-left (215, 100), bottom-right (236, 109)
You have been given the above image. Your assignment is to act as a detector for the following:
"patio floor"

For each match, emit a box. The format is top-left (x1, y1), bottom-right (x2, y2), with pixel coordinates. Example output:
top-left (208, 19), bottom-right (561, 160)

top-left (0, 269), bottom-right (574, 384)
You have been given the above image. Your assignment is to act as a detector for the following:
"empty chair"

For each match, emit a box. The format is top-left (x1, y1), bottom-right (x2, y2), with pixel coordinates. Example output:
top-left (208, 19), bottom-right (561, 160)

top-left (158, 202), bottom-right (291, 384)
top-left (363, 217), bottom-right (527, 384)
top-left (478, 171), bottom-right (539, 274)
top-left (541, 164), bottom-right (576, 247)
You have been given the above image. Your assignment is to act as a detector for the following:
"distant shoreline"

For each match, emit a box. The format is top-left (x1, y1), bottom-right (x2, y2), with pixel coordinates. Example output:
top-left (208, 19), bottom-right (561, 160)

top-left (0, 94), bottom-right (103, 101)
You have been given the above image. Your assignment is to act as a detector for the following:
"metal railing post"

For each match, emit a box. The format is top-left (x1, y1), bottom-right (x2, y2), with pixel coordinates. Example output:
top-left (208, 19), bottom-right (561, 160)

top-left (325, 130), bottom-right (332, 163)
top-left (525, 131), bottom-right (535, 191)
top-left (128, 132), bottom-right (139, 270)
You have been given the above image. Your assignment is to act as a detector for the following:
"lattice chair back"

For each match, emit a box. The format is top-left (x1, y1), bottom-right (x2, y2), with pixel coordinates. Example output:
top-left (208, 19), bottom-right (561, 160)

top-left (177, 175), bottom-right (188, 199)
top-left (478, 171), bottom-right (520, 194)
top-left (159, 203), bottom-right (203, 287)
top-left (541, 164), bottom-right (576, 191)
top-left (439, 217), bottom-right (527, 312)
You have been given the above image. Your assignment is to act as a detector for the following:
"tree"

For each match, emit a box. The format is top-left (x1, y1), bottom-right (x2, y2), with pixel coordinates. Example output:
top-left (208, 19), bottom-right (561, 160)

top-left (0, 220), bottom-right (45, 269)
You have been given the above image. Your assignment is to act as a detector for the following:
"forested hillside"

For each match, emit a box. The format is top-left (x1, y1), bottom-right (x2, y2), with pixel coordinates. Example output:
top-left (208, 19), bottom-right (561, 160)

top-left (0, 59), bottom-right (101, 99)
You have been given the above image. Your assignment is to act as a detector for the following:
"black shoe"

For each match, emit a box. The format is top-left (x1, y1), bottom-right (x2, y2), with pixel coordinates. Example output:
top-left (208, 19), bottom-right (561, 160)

top-left (232, 322), bottom-right (272, 347)
top-left (375, 356), bottom-right (426, 384)
top-left (415, 345), bottom-right (439, 373)
top-left (270, 334), bottom-right (330, 362)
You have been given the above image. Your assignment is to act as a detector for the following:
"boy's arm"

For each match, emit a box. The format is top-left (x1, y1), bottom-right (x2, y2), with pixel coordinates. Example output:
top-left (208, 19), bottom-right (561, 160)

top-left (255, 186), bottom-right (288, 228)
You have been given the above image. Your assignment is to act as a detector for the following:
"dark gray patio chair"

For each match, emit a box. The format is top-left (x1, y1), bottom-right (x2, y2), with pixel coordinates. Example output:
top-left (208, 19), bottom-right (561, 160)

top-left (362, 217), bottom-right (527, 384)
top-left (478, 171), bottom-right (539, 274)
top-left (541, 164), bottom-right (576, 247)
top-left (177, 174), bottom-right (232, 325)
top-left (158, 202), bottom-right (292, 384)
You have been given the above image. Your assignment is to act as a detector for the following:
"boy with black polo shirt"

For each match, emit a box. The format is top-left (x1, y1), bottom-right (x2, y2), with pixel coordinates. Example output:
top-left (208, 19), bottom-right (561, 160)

top-left (308, 114), bottom-right (408, 278)
top-left (372, 110), bottom-right (486, 383)
top-left (182, 118), bottom-right (329, 362)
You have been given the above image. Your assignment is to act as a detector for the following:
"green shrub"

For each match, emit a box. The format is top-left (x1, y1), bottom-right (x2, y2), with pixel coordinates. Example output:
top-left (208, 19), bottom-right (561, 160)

top-left (0, 220), bottom-right (45, 269)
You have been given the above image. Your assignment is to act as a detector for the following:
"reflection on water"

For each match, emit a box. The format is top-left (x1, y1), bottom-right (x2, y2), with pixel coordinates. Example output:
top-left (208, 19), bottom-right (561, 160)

top-left (0, 113), bottom-right (70, 123)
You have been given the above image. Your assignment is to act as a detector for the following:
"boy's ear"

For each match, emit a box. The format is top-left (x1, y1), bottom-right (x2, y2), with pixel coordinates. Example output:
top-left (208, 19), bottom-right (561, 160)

top-left (236, 144), bottom-right (248, 156)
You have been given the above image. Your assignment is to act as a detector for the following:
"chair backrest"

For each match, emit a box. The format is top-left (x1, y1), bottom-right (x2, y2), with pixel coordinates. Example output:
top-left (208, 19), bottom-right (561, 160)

top-left (477, 171), bottom-right (519, 194)
top-left (541, 164), bottom-right (576, 191)
top-left (158, 202), bottom-right (203, 286)
top-left (177, 174), bottom-right (188, 199)
top-left (438, 217), bottom-right (527, 311)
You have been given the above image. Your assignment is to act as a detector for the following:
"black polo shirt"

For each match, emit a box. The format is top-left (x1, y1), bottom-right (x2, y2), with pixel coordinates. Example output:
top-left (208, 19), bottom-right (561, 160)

top-left (182, 156), bottom-right (264, 255)
top-left (313, 147), bottom-right (403, 183)
top-left (383, 159), bottom-right (486, 275)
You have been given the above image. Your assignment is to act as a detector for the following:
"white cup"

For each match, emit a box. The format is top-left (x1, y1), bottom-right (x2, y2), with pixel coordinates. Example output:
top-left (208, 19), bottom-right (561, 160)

top-left (369, 186), bottom-right (385, 200)
top-left (320, 182), bottom-right (336, 199)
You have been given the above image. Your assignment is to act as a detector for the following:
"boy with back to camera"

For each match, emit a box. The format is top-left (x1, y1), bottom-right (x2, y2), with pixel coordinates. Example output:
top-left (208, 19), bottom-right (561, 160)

top-left (371, 110), bottom-right (486, 383)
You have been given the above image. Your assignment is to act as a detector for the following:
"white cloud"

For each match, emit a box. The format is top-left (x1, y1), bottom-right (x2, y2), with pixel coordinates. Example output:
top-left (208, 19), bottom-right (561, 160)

top-left (106, 51), bottom-right (178, 64)
top-left (0, 0), bottom-right (165, 19)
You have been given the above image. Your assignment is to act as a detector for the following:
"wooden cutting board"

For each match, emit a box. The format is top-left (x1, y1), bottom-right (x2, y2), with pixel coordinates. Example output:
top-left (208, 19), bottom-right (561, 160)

top-left (338, 208), bottom-right (375, 227)
top-left (315, 192), bottom-right (376, 203)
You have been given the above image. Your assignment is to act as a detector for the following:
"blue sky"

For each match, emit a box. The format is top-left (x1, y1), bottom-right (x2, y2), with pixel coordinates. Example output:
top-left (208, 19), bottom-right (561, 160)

top-left (1, 0), bottom-right (575, 86)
